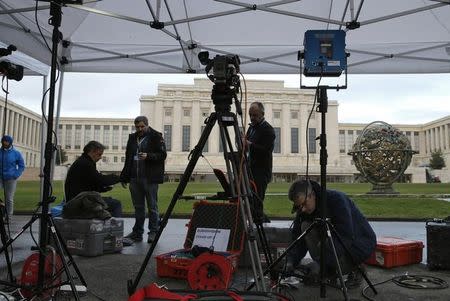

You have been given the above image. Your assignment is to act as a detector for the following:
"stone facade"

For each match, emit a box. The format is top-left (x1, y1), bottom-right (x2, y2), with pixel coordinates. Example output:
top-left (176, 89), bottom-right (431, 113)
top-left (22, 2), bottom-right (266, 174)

top-left (2, 79), bottom-right (449, 183)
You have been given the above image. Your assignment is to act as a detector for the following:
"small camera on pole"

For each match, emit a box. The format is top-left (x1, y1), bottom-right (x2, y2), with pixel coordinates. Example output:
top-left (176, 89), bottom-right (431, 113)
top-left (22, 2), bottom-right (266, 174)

top-left (0, 45), bottom-right (24, 82)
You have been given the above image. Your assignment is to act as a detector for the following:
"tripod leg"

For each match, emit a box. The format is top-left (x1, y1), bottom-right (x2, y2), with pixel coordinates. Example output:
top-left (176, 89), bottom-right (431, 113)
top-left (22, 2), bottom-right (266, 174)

top-left (219, 115), bottom-right (266, 291)
top-left (246, 219), bottom-right (318, 291)
top-left (127, 113), bottom-right (218, 295)
top-left (327, 221), bottom-right (378, 295)
top-left (323, 222), bottom-right (349, 300)
top-left (46, 216), bottom-right (80, 300)
top-left (0, 206), bottom-right (14, 282)
top-left (49, 216), bottom-right (87, 287)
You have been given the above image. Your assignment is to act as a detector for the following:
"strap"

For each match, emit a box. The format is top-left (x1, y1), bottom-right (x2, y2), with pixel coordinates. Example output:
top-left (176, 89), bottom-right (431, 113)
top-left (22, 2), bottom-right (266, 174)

top-left (128, 283), bottom-right (197, 301)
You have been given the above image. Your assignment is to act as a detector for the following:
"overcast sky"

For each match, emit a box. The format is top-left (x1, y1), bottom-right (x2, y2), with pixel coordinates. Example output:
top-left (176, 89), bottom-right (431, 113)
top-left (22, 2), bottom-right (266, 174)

top-left (4, 72), bottom-right (450, 125)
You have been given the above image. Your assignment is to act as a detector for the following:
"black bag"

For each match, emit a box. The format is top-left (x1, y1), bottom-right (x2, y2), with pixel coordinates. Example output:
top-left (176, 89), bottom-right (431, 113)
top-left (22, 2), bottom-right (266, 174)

top-left (62, 191), bottom-right (111, 220)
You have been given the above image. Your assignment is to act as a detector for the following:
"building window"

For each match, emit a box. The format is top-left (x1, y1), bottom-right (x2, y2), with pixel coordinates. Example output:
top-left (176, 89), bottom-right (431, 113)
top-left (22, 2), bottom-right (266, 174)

top-left (201, 126), bottom-right (208, 153)
top-left (114, 156), bottom-right (118, 163)
top-left (183, 109), bottom-right (191, 117)
top-left (57, 124), bottom-right (63, 145)
top-left (291, 128), bottom-right (299, 153)
top-left (112, 125), bottom-right (119, 150)
top-left (182, 125), bottom-right (190, 151)
top-left (164, 125), bottom-right (172, 152)
top-left (346, 130), bottom-right (354, 152)
top-left (308, 128), bottom-right (316, 153)
top-left (84, 125), bottom-right (91, 145)
top-left (103, 125), bottom-right (110, 149)
top-left (274, 127), bottom-right (281, 153)
top-left (339, 130), bottom-right (345, 153)
top-left (405, 131), bottom-right (411, 143)
top-left (414, 132), bottom-right (419, 152)
top-left (164, 108), bottom-right (172, 117)
top-left (74, 125), bottom-right (82, 149)
top-left (291, 111), bottom-right (298, 119)
top-left (121, 156), bottom-right (125, 163)
top-left (273, 111), bottom-right (281, 119)
top-left (122, 126), bottom-right (129, 149)
top-left (102, 156), bottom-right (108, 163)
top-left (65, 125), bottom-right (72, 149)
top-left (94, 125), bottom-right (101, 141)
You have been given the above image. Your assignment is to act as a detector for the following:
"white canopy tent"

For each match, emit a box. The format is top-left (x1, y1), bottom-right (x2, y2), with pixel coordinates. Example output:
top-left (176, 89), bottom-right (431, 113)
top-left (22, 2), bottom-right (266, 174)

top-left (1, 0), bottom-right (449, 75)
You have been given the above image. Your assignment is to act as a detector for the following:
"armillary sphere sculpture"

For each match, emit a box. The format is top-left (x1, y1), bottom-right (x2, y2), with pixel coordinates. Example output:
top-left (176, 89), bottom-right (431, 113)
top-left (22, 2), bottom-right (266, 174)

top-left (348, 121), bottom-right (417, 194)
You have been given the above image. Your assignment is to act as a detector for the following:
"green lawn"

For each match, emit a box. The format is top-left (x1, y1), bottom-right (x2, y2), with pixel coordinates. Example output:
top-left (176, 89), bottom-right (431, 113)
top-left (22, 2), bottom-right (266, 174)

top-left (11, 181), bottom-right (450, 219)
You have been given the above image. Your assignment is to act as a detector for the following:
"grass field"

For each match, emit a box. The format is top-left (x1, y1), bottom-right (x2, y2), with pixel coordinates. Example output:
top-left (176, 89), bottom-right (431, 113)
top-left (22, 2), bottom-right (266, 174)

top-left (10, 181), bottom-right (450, 219)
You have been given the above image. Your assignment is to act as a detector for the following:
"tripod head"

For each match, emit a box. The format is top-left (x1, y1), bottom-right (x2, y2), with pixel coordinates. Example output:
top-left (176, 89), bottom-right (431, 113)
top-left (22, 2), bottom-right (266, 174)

top-left (198, 51), bottom-right (242, 114)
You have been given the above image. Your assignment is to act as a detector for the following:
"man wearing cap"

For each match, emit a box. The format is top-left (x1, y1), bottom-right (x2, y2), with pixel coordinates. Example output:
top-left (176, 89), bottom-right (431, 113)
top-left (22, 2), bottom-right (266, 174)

top-left (286, 179), bottom-right (376, 288)
top-left (0, 135), bottom-right (25, 218)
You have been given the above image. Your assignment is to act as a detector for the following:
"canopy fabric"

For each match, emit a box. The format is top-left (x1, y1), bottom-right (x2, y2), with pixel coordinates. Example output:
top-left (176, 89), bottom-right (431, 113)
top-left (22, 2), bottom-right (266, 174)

top-left (0, 0), bottom-right (449, 75)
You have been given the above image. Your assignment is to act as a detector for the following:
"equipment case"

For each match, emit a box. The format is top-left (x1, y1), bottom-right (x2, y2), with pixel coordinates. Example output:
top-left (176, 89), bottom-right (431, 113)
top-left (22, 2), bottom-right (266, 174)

top-left (156, 201), bottom-right (244, 279)
top-left (53, 217), bottom-right (124, 256)
top-left (366, 236), bottom-right (423, 268)
top-left (426, 220), bottom-right (450, 270)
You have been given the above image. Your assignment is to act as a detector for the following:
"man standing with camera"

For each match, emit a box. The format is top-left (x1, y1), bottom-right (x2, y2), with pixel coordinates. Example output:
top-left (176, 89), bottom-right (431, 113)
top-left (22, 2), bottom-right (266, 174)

top-left (121, 116), bottom-right (167, 243)
top-left (243, 102), bottom-right (275, 223)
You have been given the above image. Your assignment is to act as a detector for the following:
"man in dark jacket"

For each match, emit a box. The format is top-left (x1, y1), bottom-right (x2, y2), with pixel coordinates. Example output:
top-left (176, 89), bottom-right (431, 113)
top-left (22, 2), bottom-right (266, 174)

top-left (244, 102), bottom-right (275, 223)
top-left (65, 141), bottom-right (122, 217)
top-left (287, 179), bottom-right (376, 288)
top-left (121, 116), bottom-right (167, 243)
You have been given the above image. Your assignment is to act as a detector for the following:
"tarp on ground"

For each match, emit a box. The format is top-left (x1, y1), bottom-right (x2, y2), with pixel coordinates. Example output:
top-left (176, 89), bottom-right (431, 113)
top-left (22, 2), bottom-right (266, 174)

top-left (0, 0), bottom-right (449, 75)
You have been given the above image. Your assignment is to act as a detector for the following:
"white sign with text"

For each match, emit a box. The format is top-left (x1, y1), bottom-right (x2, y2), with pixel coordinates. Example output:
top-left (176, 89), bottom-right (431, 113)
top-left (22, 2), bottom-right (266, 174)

top-left (192, 228), bottom-right (230, 252)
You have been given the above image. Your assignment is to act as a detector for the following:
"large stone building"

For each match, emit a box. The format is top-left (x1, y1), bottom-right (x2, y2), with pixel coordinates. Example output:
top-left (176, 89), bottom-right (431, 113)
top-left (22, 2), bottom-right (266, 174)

top-left (2, 79), bottom-right (449, 182)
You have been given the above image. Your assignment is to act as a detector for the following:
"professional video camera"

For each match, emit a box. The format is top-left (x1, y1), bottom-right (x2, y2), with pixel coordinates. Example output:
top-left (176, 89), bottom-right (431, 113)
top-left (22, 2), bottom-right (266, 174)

top-left (198, 51), bottom-right (241, 111)
top-left (0, 45), bottom-right (24, 81)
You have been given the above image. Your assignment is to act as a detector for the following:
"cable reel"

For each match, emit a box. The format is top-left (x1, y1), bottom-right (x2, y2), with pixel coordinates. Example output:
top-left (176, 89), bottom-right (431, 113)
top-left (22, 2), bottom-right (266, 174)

top-left (187, 252), bottom-right (233, 290)
top-left (20, 247), bottom-right (63, 299)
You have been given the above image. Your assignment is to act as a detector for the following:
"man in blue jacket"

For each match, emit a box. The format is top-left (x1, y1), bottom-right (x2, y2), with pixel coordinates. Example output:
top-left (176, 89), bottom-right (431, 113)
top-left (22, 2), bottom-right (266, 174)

top-left (0, 135), bottom-right (25, 218)
top-left (287, 179), bottom-right (376, 288)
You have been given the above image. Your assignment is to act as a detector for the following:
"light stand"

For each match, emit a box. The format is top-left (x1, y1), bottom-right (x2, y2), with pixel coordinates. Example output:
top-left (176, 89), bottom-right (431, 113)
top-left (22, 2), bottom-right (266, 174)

top-left (0, 1), bottom-right (86, 299)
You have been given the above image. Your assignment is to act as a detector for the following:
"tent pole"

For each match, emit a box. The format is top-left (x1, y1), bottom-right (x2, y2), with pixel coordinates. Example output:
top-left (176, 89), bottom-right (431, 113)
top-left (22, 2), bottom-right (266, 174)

top-left (39, 74), bottom-right (48, 212)
top-left (51, 68), bottom-right (64, 181)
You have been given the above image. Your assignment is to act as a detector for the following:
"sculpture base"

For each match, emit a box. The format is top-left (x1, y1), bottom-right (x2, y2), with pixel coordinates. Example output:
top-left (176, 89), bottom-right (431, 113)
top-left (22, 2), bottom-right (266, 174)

top-left (367, 184), bottom-right (399, 195)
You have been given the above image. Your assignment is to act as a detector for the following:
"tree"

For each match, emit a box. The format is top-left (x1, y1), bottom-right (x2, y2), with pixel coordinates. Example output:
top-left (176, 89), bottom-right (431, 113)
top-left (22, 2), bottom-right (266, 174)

top-left (55, 146), bottom-right (68, 165)
top-left (429, 149), bottom-right (446, 170)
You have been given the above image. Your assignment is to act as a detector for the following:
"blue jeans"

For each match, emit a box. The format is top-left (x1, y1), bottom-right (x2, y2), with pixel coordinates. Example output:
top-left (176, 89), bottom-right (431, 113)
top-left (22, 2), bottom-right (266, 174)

top-left (102, 196), bottom-right (122, 217)
top-left (129, 178), bottom-right (159, 235)
top-left (0, 179), bottom-right (17, 215)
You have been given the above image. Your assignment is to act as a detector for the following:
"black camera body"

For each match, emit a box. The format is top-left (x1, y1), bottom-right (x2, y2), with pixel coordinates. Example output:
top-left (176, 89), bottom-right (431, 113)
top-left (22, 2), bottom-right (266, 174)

top-left (0, 45), bottom-right (24, 82)
top-left (198, 51), bottom-right (241, 111)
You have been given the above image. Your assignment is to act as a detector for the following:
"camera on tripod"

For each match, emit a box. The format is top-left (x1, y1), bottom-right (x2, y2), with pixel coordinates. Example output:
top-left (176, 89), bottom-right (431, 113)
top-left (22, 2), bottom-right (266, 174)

top-left (198, 51), bottom-right (241, 111)
top-left (198, 51), bottom-right (240, 85)
top-left (0, 45), bottom-right (24, 82)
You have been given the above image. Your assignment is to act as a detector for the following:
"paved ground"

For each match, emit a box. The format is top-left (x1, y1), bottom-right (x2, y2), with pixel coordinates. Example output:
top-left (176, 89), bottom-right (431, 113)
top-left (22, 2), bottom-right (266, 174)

top-left (1, 216), bottom-right (449, 300)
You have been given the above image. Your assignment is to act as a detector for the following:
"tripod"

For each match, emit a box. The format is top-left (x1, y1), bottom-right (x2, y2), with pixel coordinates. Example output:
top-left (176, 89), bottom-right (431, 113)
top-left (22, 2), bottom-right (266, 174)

top-left (247, 87), bottom-right (377, 300)
top-left (0, 200), bottom-right (14, 283)
top-left (0, 1), bottom-right (86, 299)
top-left (128, 85), bottom-right (270, 295)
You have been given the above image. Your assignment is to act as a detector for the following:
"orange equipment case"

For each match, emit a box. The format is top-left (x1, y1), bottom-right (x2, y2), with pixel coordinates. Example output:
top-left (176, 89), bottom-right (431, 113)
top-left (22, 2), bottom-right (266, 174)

top-left (366, 236), bottom-right (424, 268)
top-left (156, 201), bottom-right (244, 279)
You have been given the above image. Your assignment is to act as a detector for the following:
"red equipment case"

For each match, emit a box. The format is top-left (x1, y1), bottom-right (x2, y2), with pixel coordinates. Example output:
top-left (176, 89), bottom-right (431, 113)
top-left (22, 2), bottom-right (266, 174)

top-left (156, 201), bottom-right (244, 279)
top-left (366, 236), bottom-right (424, 268)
